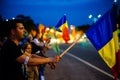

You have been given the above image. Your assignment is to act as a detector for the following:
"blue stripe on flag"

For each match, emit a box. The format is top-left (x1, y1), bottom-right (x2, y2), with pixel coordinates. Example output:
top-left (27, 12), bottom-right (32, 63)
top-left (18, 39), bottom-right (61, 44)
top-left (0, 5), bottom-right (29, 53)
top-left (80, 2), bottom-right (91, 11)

top-left (55, 15), bottom-right (66, 29)
top-left (85, 8), bottom-right (117, 51)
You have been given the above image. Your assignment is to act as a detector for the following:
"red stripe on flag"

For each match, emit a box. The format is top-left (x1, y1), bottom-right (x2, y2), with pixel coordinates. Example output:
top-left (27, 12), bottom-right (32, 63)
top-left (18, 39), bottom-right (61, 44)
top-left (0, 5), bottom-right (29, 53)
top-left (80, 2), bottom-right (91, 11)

top-left (112, 49), bottom-right (120, 80)
top-left (62, 27), bottom-right (70, 43)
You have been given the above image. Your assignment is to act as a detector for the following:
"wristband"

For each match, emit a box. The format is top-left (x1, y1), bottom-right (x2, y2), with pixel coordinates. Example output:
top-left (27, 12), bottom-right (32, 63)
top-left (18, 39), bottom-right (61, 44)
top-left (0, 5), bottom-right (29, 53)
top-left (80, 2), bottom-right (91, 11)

top-left (24, 56), bottom-right (29, 64)
top-left (49, 57), bottom-right (53, 62)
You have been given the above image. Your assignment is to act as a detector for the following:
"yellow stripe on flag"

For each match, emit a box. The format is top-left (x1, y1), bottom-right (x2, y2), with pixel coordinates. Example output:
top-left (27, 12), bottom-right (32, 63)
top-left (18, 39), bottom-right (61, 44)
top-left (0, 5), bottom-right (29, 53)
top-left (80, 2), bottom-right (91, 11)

top-left (98, 30), bottom-right (119, 68)
top-left (59, 21), bottom-right (68, 31)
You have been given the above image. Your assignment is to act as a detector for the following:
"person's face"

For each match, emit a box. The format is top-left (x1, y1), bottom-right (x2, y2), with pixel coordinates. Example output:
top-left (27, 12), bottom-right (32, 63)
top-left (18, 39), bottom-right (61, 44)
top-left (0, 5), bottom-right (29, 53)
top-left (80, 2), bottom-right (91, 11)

top-left (31, 30), bottom-right (37, 37)
top-left (25, 44), bottom-right (32, 53)
top-left (37, 33), bottom-right (42, 39)
top-left (15, 23), bottom-right (26, 40)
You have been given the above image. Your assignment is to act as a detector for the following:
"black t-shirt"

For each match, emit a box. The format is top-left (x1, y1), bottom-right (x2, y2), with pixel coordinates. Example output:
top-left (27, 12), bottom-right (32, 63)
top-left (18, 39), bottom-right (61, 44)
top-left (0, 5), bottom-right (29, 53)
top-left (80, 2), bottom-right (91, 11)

top-left (0, 39), bottom-right (25, 80)
top-left (31, 42), bottom-right (44, 54)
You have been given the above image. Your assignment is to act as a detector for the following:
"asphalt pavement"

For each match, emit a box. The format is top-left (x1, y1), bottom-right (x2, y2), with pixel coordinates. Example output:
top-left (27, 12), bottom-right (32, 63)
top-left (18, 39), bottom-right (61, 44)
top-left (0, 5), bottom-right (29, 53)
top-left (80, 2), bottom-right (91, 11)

top-left (44, 48), bottom-right (114, 80)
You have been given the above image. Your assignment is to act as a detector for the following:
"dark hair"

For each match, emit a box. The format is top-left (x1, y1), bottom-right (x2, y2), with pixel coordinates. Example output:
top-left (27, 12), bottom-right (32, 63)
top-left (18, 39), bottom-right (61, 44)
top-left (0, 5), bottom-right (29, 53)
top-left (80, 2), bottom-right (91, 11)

top-left (22, 42), bottom-right (31, 52)
top-left (5, 19), bottom-right (23, 36)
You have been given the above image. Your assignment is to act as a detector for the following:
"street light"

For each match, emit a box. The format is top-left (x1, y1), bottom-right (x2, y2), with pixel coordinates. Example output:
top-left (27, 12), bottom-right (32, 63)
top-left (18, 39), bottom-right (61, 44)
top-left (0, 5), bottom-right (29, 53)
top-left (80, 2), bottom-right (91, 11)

top-left (88, 14), bottom-right (92, 19)
top-left (6, 19), bottom-right (9, 21)
top-left (114, 0), bottom-right (117, 3)
top-left (97, 14), bottom-right (101, 18)
top-left (12, 17), bottom-right (15, 20)
top-left (88, 14), bottom-right (101, 23)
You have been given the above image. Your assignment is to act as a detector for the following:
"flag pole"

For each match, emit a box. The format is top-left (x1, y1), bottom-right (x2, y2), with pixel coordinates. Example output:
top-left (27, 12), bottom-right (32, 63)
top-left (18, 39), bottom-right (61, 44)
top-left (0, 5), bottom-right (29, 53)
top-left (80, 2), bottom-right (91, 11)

top-left (60, 34), bottom-right (83, 58)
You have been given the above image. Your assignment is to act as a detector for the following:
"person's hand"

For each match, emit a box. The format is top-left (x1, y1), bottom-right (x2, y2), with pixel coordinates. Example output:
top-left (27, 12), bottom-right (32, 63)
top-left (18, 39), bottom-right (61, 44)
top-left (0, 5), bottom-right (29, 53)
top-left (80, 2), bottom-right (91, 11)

top-left (49, 56), bottom-right (61, 63)
top-left (46, 38), bottom-right (51, 44)
top-left (48, 62), bottom-right (56, 69)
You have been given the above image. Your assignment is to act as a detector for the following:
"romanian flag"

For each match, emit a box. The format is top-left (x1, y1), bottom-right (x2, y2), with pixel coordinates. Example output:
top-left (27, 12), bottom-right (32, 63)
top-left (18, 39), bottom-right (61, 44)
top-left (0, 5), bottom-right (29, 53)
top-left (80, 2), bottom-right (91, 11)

top-left (55, 15), bottom-right (70, 43)
top-left (85, 7), bottom-right (120, 79)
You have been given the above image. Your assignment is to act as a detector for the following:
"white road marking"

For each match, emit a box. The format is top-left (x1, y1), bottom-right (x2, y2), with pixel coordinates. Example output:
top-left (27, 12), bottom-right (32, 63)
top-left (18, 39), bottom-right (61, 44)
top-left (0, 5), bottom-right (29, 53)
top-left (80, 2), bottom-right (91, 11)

top-left (60, 49), bottom-right (120, 80)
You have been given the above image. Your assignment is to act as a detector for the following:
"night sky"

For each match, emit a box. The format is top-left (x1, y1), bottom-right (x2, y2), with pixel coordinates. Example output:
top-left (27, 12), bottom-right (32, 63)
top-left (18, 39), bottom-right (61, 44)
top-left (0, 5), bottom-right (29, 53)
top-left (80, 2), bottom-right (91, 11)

top-left (0, 0), bottom-right (120, 27)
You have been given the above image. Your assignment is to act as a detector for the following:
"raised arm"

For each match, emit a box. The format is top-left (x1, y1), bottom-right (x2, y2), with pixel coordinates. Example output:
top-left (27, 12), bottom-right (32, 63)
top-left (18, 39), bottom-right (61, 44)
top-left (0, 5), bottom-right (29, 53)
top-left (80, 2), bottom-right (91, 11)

top-left (16, 53), bottom-right (60, 66)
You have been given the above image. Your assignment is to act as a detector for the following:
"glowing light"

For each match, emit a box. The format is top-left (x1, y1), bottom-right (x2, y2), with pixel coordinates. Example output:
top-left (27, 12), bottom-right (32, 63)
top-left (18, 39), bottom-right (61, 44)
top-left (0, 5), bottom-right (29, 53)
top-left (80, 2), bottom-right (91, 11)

top-left (55, 31), bottom-right (59, 35)
top-left (70, 25), bottom-right (75, 30)
top-left (98, 14), bottom-right (101, 18)
top-left (88, 14), bottom-right (92, 19)
top-left (50, 39), bottom-right (60, 44)
top-left (114, 0), bottom-right (117, 3)
top-left (12, 17), bottom-right (15, 20)
top-left (59, 32), bottom-right (62, 35)
top-left (6, 19), bottom-right (9, 21)
top-left (50, 28), bottom-right (54, 33)
top-left (46, 27), bottom-right (50, 31)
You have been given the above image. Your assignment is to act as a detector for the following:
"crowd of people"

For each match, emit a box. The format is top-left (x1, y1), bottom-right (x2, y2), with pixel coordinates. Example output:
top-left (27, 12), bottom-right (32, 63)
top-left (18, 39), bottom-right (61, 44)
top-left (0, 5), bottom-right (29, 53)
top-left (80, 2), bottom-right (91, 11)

top-left (0, 19), bottom-right (61, 80)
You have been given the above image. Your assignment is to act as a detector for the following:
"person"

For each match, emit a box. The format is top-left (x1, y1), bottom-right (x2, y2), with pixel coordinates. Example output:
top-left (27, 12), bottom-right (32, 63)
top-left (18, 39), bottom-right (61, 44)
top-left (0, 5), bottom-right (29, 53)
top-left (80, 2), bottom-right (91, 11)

top-left (32, 31), bottom-right (50, 80)
top-left (22, 42), bottom-right (39, 80)
top-left (27, 30), bottom-right (54, 80)
top-left (0, 19), bottom-right (60, 80)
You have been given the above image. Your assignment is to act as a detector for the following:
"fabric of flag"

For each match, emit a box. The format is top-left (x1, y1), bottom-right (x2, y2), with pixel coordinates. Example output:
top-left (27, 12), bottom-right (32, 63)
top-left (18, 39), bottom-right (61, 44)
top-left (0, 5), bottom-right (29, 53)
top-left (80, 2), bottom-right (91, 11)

top-left (38, 24), bottom-right (45, 34)
top-left (55, 15), bottom-right (70, 43)
top-left (85, 7), bottom-right (120, 79)
top-left (47, 28), bottom-right (56, 39)
top-left (52, 31), bottom-right (60, 55)
top-left (48, 28), bottom-right (60, 55)
top-left (52, 42), bottom-right (60, 55)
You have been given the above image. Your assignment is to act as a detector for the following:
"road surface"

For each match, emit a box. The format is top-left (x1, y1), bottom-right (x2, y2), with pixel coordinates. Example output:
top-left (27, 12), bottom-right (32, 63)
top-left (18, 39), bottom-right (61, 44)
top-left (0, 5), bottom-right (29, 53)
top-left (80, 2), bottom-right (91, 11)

top-left (44, 43), bottom-right (118, 80)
